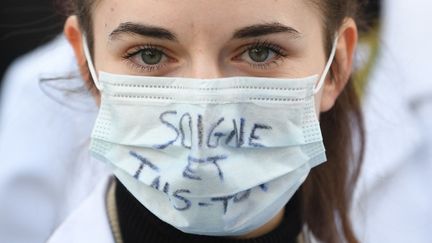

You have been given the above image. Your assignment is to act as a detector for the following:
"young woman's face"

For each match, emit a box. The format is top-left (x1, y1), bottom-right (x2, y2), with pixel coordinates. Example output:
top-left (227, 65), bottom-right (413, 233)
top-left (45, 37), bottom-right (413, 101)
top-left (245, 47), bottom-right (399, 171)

top-left (64, 0), bottom-right (357, 238)
top-left (91, 0), bottom-right (326, 79)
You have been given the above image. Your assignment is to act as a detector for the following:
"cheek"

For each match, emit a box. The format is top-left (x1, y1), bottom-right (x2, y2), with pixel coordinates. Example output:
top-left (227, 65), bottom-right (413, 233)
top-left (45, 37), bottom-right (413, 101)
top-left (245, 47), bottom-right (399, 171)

top-left (87, 83), bottom-right (101, 107)
top-left (95, 93), bottom-right (101, 107)
top-left (314, 89), bottom-right (324, 118)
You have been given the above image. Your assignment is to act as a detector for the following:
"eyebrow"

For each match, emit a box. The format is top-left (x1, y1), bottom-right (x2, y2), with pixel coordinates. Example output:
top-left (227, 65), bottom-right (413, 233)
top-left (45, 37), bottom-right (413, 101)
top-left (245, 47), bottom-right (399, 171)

top-left (109, 22), bottom-right (301, 42)
top-left (109, 22), bottom-right (178, 42)
top-left (232, 22), bottom-right (301, 39)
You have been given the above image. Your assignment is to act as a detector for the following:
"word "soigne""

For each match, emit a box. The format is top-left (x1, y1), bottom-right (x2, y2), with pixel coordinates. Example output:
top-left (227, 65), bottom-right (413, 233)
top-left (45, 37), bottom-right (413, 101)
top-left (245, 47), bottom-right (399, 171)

top-left (154, 111), bottom-right (273, 150)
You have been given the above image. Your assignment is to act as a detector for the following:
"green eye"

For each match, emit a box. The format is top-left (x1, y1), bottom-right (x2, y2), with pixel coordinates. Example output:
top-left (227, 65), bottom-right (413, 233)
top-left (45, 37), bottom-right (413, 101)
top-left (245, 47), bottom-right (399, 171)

top-left (248, 47), bottom-right (270, 63)
top-left (141, 49), bottom-right (163, 65)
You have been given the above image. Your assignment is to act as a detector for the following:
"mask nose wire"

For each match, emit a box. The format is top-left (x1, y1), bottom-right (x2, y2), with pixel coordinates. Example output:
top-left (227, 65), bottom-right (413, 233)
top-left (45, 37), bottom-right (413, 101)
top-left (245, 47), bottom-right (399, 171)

top-left (82, 35), bottom-right (103, 90)
top-left (313, 34), bottom-right (339, 94)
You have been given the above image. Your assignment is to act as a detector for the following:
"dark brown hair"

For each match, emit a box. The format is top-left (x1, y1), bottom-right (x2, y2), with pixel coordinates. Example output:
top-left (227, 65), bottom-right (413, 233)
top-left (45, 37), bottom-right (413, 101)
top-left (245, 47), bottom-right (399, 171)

top-left (58, 1), bottom-right (365, 242)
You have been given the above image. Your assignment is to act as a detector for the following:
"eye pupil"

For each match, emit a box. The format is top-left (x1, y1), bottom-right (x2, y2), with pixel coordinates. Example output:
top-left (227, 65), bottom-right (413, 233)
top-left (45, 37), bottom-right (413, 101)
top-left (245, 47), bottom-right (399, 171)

top-left (248, 47), bottom-right (269, 62)
top-left (141, 49), bottom-right (163, 65)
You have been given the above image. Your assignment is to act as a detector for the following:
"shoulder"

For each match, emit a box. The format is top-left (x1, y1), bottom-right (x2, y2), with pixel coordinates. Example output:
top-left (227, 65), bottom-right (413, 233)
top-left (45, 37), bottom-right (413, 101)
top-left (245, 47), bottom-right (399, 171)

top-left (47, 176), bottom-right (115, 243)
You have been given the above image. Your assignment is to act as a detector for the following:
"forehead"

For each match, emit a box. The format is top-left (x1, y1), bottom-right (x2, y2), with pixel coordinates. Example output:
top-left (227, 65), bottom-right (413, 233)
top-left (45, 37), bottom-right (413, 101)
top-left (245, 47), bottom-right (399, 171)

top-left (93, 0), bottom-right (322, 39)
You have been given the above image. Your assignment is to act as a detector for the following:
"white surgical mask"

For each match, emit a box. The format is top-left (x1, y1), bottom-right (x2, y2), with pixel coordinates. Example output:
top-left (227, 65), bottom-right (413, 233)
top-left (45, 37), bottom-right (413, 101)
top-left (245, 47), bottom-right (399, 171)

top-left (83, 35), bottom-right (338, 236)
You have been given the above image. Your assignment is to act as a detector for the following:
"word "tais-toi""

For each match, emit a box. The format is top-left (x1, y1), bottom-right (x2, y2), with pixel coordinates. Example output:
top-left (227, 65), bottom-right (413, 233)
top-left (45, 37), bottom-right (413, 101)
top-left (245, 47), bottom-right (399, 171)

top-left (129, 150), bottom-right (269, 213)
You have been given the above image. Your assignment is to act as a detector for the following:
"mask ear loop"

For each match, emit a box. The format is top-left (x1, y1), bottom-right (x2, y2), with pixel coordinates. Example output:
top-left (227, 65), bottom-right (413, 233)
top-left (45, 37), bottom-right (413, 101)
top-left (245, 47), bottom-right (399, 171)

top-left (82, 35), bottom-right (103, 90)
top-left (313, 34), bottom-right (339, 94)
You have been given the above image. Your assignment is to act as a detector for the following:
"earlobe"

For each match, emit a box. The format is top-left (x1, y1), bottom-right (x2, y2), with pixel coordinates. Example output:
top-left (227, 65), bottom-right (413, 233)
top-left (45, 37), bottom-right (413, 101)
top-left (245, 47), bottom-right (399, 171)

top-left (320, 18), bottom-right (358, 112)
top-left (64, 16), bottom-right (88, 79)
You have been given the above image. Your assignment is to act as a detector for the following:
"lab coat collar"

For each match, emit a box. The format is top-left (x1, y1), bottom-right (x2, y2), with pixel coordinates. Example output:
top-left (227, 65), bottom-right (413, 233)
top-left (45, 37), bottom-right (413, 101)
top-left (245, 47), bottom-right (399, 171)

top-left (47, 175), bottom-right (115, 243)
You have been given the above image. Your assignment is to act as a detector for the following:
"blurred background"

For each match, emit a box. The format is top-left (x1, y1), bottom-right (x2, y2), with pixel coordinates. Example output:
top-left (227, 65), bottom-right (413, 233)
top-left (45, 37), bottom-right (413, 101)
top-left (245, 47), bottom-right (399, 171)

top-left (0, 0), bottom-right (64, 88)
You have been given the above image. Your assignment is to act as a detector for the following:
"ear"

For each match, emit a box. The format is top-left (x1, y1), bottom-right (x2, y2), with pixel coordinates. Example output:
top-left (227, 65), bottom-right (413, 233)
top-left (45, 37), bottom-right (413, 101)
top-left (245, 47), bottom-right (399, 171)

top-left (64, 16), bottom-right (101, 104)
top-left (320, 18), bottom-right (358, 112)
top-left (64, 16), bottom-right (89, 81)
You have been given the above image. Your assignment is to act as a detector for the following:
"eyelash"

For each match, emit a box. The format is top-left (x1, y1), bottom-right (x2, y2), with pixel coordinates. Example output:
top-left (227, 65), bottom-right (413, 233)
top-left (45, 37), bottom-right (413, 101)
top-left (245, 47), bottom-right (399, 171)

top-left (239, 41), bottom-right (289, 69)
top-left (122, 40), bottom-right (289, 73)
top-left (122, 44), bottom-right (168, 72)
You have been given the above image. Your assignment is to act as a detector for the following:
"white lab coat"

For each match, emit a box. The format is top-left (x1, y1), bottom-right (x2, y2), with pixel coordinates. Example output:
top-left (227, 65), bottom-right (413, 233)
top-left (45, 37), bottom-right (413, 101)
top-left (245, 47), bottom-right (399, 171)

top-left (0, 36), bottom-right (110, 243)
top-left (46, 176), bottom-right (114, 243)
top-left (351, 0), bottom-right (432, 242)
